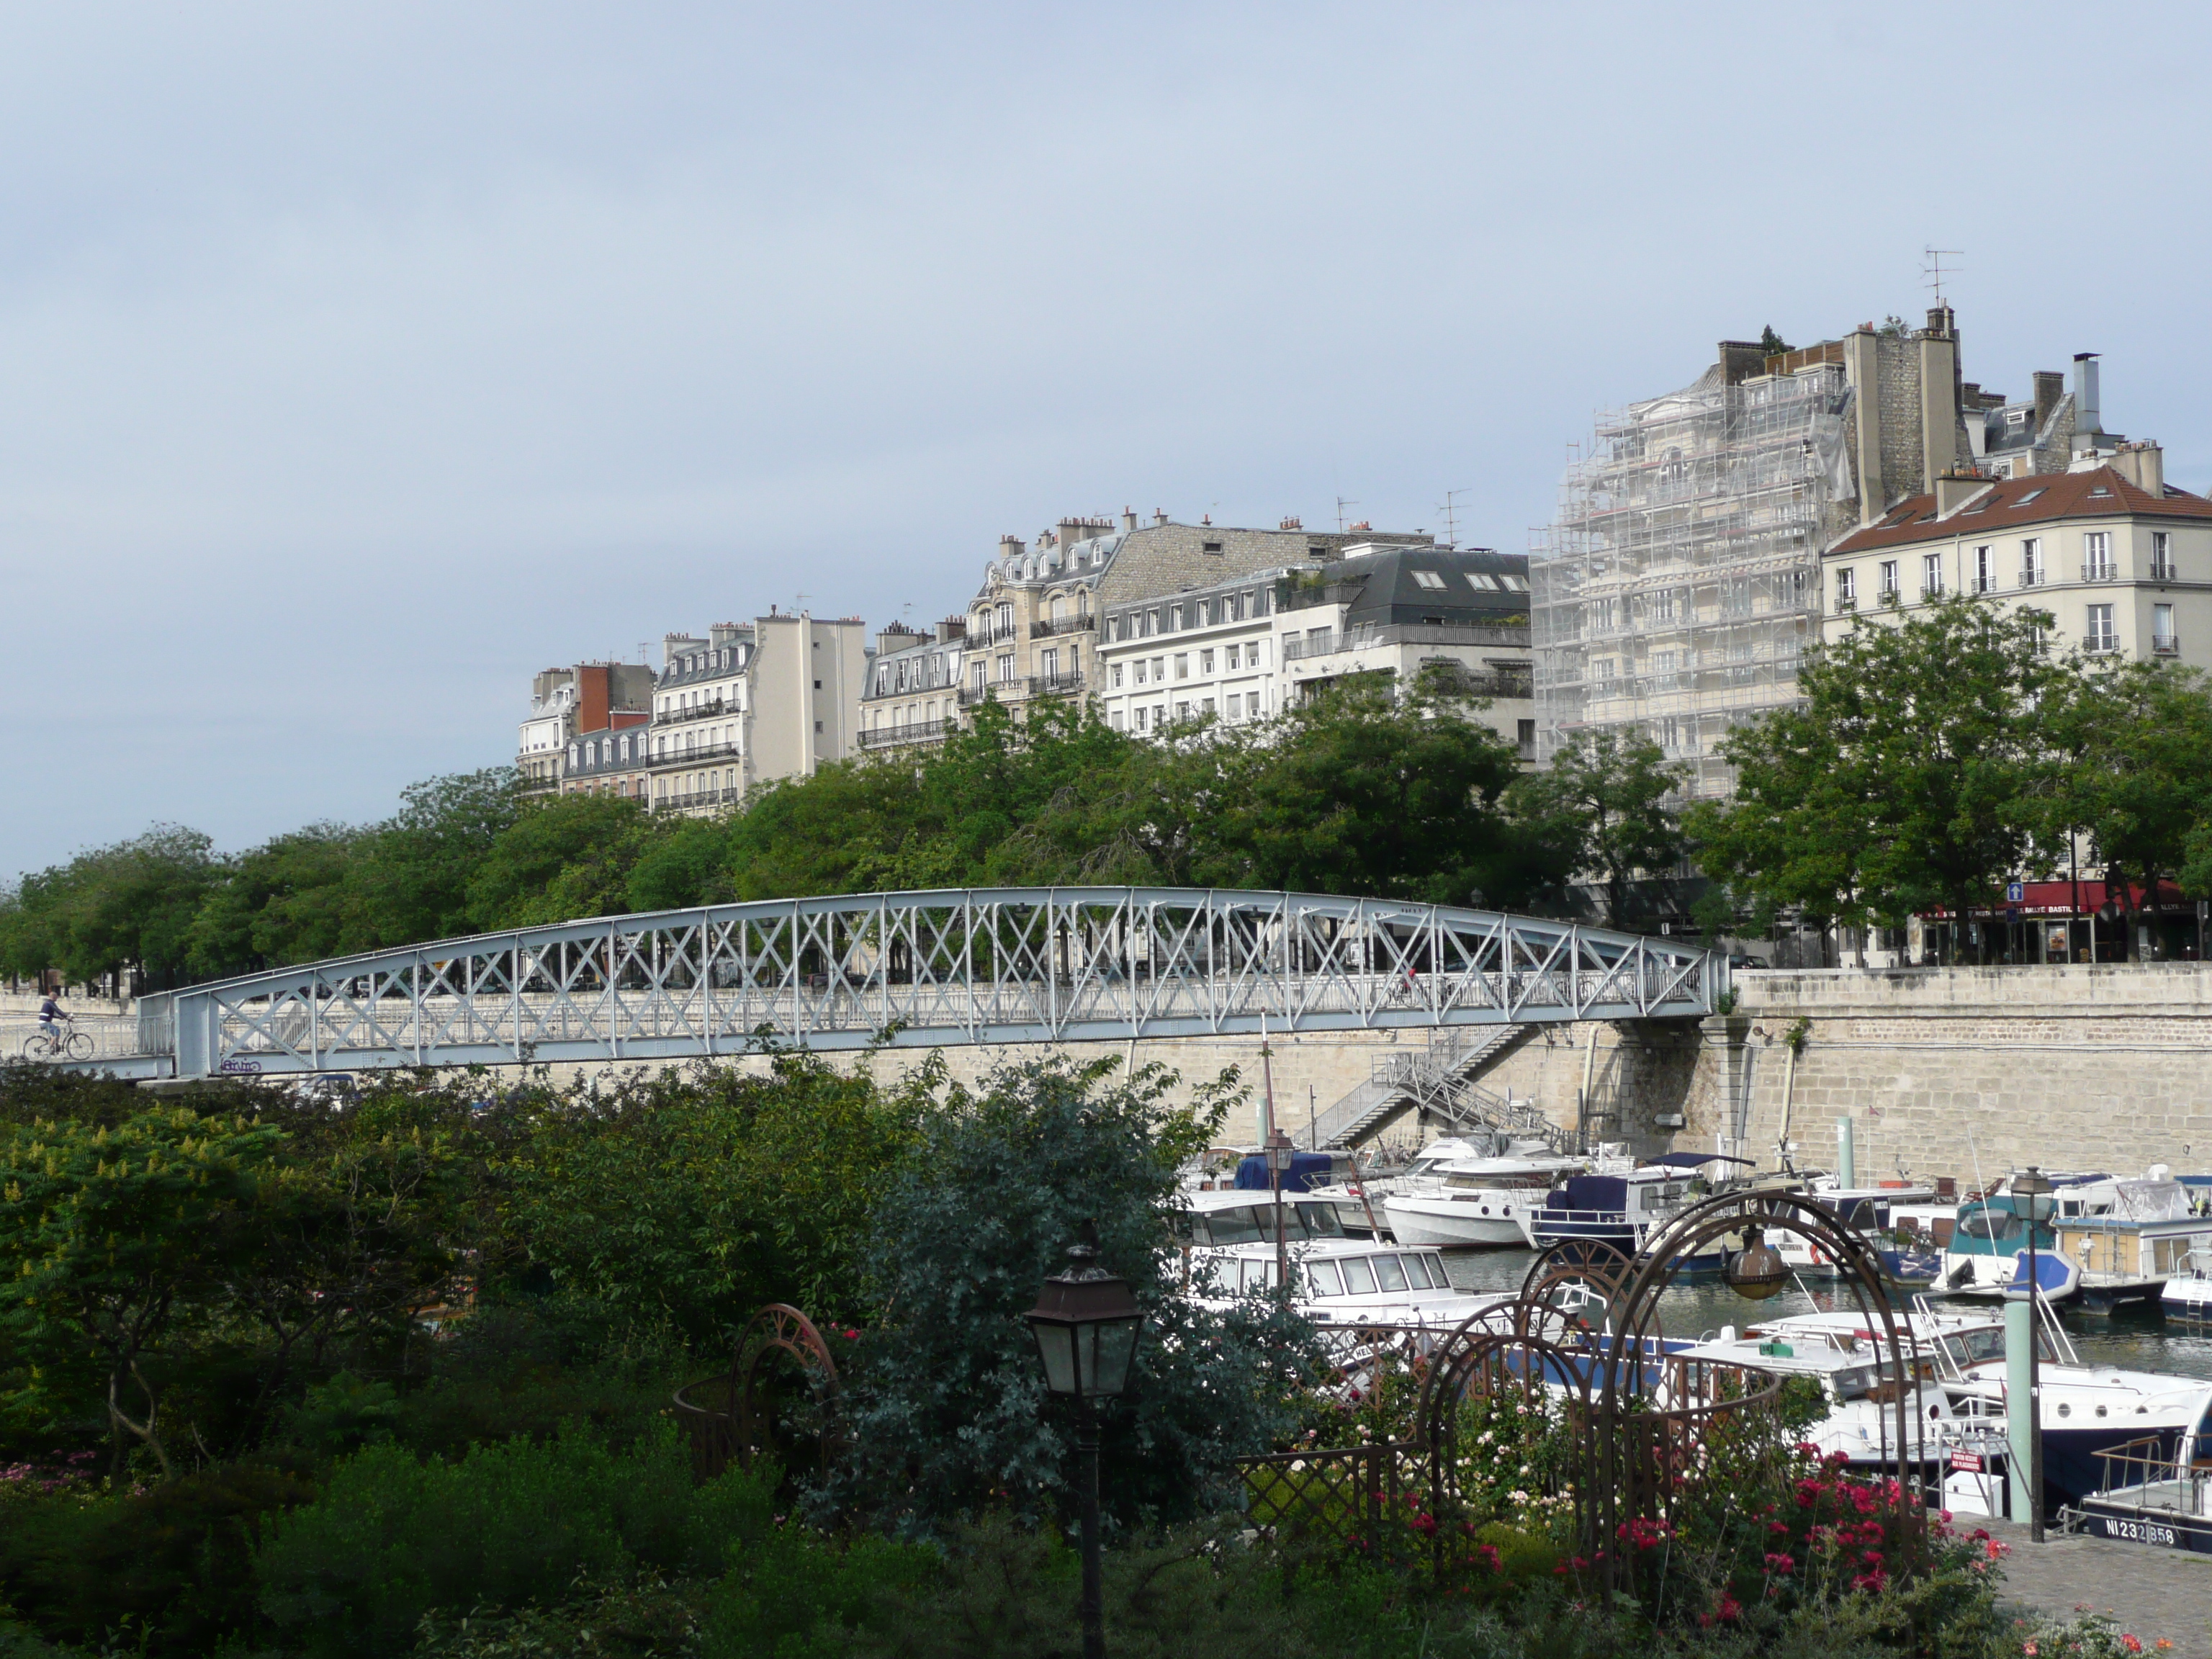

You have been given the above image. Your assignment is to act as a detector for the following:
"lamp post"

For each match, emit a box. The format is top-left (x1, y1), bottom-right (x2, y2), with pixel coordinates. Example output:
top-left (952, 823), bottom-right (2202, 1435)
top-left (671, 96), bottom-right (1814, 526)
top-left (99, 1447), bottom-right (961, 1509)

top-left (1026, 1228), bottom-right (1147, 1659)
top-left (2011, 1166), bottom-right (2055, 1541)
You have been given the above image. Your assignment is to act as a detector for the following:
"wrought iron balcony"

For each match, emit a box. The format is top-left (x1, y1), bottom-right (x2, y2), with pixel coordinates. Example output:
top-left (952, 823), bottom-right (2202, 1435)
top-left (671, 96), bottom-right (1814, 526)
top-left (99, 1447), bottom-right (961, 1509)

top-left (1028, 670), bottom-right (1087, 697)
top-left (859, 719), bottom-right (953, 749)
top-left (2152, 560), bottom-right (2179, 582)
top-left (2081, 561), bottom-right (2118, 583)
top-left (958, 684), bottom-right (997, 706)
top-left (1030, 613), bottom-right (1097, 639)
top-left (2082, 632), bottom-right (2121, 655)
top-left (2018, 570), bottom-right (2044, 588)
top-left (652, 739), bottom-right (742, 765)
top-left (2154, 632), bottom-right (2180, 655)
top-left (661, 699), bottom-right (734, 726)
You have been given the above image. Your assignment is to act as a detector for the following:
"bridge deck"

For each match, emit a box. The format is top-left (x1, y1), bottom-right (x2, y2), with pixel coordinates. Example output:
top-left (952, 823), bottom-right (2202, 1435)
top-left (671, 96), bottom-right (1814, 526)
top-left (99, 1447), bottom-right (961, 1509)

top-left (115, 888), bottom-right (1722, 1078)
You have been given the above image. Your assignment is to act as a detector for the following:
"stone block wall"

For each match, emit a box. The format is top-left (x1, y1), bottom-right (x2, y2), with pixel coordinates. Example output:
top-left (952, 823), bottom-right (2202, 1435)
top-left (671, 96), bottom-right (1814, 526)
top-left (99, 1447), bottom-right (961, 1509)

top-left (1669, 966), bottom-right (2212, 1180)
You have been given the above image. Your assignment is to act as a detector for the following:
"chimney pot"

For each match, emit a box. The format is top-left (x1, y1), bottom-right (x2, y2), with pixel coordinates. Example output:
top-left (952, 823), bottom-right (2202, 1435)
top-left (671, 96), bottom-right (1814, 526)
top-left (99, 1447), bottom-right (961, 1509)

top-left (2073, 353), bottom-right (2103, 437)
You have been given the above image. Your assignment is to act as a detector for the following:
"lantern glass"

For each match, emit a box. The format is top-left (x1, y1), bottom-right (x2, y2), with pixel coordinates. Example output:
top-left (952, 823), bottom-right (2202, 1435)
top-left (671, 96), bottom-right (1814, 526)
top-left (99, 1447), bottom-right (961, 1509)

top-left (2012, 1169), bottom-right (2055, 1224)
top-left (1031, 1319), bottom-right (1079, 1397)
top-left (1087, 1316), bottom-right (1143, 1397)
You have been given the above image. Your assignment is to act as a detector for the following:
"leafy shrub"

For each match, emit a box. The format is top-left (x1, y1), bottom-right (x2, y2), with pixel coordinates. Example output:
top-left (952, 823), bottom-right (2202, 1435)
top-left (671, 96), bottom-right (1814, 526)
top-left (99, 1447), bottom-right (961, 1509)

top-left (821, 1056), bottom-right (1323, 1536)
top-left (0, 1460), bottom-right (315, 1655)
top-left (256, 1425), bottom-right (755, 1659)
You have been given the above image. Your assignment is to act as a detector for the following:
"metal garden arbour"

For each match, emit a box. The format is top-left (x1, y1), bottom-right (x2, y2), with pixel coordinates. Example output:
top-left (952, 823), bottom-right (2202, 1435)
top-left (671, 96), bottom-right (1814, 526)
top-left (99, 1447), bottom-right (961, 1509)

top-left (150, 886), bottom-right (1726, 1079)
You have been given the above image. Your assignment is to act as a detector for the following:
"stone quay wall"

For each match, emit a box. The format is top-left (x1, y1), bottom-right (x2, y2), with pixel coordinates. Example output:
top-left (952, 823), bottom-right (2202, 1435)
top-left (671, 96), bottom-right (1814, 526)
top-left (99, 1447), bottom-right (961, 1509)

top-left (1671, 965), bottom-right (2212, 1180)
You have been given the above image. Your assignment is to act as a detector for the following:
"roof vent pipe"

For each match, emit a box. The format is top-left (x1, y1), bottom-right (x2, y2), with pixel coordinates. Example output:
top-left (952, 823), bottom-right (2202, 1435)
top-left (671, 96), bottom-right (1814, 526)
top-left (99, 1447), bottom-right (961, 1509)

top-left (2073, 353), bottom-right (2102, 436)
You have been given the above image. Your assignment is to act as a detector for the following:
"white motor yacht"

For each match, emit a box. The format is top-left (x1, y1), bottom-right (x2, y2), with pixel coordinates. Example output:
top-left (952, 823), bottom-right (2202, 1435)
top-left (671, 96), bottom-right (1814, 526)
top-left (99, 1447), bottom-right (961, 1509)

top-left (1184, 1236), bottom-right (1511, 1339)
top-left (1383, 1151), bottom-right (1589, 1247)
top-left (1303, 1135), bottom-right (1514, 1236)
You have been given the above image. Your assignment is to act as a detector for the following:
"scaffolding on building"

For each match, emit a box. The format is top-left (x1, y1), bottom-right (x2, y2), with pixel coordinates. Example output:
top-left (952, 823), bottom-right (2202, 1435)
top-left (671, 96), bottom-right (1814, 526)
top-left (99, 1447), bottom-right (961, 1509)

top-left (1529, 356), bottom-right (1858, 799)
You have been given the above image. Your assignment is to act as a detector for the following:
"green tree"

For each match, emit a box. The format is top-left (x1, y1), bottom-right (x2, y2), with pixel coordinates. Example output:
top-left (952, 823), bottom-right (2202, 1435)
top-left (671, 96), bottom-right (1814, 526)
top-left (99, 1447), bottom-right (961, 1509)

top-left (338, 769), bottom-right (521, 948)
top-left (0, 1107), bottom-right (282, 1475)
top-left (1697, 595), bottom-right (2057, 958)
top-left (1508, 727), bottom-right (1688, 925)
top-left (1194, 671), bottom-right (1537, 904)
top-left (183, 823), bottom-right (364, 979)
top-left (0, 827), bottom-right (220, 988)
top-left (1759, 324), bottom-right (1791, 356)
top-left (2046, 660), bottom-right (2212, 958)
top-left (464, 793), bottom-right (658, 930)
top-left (820, 1056), bottom-right (1319, 1535)
top-left (1688, 702), bottom-right (1874, 964)
top-left (499, 1053), bottom-right (925, 1342)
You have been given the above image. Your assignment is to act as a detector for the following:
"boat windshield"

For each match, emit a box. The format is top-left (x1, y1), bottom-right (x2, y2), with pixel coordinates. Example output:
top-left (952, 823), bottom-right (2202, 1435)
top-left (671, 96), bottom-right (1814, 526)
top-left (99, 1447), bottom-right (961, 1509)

top-left (1184, 1201), bottom-right (1346, 1245)
top-left (1941, 1328), bottom-right (2008, 1367)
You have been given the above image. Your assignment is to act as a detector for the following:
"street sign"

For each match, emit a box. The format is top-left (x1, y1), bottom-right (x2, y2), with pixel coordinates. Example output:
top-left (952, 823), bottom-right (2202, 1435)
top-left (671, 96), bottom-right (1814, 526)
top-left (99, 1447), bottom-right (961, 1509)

top-left (2005, 882), bottom-right (2024, 902)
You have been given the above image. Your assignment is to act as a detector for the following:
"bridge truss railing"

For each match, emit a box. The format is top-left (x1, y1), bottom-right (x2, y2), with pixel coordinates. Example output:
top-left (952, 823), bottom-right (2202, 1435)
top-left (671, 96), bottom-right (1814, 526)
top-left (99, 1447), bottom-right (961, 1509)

top-left (165, 887), bottom-right (1724, 1077)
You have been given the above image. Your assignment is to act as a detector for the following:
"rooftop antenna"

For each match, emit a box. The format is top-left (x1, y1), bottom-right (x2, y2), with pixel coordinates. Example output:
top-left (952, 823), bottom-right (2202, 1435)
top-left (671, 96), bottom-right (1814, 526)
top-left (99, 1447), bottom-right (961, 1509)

top-left (636, 642), bottom-right (649, 663)
top-left (1335, 495), bottom-right (1358, 533)
top-left (1921, 246), bottom-right (1964, 307)
top-left (794, 592), bottom-right (811, 615)
top-left (1437, 487), bottom-right (1471, 548)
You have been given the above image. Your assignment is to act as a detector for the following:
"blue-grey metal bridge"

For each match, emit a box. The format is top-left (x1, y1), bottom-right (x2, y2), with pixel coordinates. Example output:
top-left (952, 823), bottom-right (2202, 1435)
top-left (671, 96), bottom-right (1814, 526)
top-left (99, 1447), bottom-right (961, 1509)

top-left (105, 888), bottom-right (1724, 1079)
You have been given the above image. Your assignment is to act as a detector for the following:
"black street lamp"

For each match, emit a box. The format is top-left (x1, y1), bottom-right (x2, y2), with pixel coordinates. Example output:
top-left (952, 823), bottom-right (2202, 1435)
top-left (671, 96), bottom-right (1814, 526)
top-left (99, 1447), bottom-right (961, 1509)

top-left (2011, 1166), bottom-right (2056, 1542)
top-left (1027, 1227), bottom-right (1148, 1659)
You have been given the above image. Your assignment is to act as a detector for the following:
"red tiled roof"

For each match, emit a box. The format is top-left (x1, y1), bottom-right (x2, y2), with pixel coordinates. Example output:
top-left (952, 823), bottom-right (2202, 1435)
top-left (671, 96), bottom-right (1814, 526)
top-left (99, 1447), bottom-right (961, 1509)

top-left (1829, 464), bottom-right (2212, 555)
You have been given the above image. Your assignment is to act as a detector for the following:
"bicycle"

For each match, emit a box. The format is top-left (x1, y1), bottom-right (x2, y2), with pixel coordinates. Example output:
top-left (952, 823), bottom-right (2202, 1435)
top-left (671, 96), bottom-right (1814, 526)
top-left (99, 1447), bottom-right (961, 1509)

top-left (22, 1020), bottom-right (94, 1061)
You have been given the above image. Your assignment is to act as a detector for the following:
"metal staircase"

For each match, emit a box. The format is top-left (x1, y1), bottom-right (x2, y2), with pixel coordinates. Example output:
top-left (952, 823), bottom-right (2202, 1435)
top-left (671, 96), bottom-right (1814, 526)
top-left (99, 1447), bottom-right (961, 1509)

top-left (1298, 1025), bottom-right (1570, 1154)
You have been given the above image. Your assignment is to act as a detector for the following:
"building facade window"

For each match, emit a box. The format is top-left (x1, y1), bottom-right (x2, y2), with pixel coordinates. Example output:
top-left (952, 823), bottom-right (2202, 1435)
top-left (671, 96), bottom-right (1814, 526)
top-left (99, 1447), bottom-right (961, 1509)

top-left (2152, 531), bottom-right (2175, 580)
top-left (2084, 531), bottom-right (2115, 582)
top-left (1878, 559), bottom-right (1898, 598)
top-left (1834, 567), bottom-right (1856, 609)
top-left (1921, 552), bottom-right (1943, 598)
top-left (2085, 603), bottom-right (2118, 653)
top-left (1973, 544), bottom-right (1994, 593)
top-left (2154, 603), bottom-right (2178, 655)
top-left (2020, 538), bottom-right (2045, 587)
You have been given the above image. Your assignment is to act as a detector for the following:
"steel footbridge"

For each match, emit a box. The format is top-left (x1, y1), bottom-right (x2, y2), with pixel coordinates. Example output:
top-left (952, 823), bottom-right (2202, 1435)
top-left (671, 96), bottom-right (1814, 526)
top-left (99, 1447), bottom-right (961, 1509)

top-left (104, 887), bottom-right (1724, 1079)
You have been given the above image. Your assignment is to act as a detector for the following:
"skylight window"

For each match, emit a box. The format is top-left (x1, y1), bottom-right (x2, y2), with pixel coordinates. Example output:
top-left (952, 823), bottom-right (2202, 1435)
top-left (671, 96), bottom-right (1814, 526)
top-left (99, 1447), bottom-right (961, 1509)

top-left (1498, 575), bottom-right (1529, 592)
top-left (1410, 569), bottom-right (1447, 590)
top-left (2088, 485), bottom-right (2114, 498)
top-left (1466, 572), bottom-right (1501, 591)
top-left (2014, 488), bottom-right (2046, 506)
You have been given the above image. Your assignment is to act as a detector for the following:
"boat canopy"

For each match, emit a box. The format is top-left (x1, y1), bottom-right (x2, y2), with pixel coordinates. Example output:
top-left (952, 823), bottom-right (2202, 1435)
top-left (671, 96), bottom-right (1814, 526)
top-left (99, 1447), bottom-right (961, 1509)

top-left (1235, 1151), bottom-right (1335, 1193)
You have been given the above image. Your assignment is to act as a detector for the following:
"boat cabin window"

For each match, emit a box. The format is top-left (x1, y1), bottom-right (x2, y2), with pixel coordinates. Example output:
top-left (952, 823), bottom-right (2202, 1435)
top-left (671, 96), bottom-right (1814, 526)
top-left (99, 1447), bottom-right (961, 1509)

top-left (1304, 1260), bottom-right (1346, 1297)
top-left (1374, 1255), bottom-right (1409, 1292)
top-left (1339, 1256), bottom-right (1378, 1295)
top-left (1237, 1259), bottom-right (1281, 1292)
top-left (1184, 1202), bottom-right (1346, 1246)
top-left (1957, 1211), bottom-right (2022, 1243)
top-left (1941, 1328), bottom-right (2007, 1367)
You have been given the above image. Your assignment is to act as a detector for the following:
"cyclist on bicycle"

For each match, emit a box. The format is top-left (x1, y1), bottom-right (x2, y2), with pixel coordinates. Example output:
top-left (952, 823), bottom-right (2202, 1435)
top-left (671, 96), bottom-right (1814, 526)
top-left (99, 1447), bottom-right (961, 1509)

top-left (37, 994), bottom-right (67, 1048)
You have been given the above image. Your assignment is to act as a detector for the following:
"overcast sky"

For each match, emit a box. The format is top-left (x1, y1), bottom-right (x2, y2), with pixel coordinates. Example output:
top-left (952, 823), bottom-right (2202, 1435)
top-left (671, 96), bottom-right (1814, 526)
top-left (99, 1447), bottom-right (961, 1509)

top-left (4, 2), bottom-right (2208, 880)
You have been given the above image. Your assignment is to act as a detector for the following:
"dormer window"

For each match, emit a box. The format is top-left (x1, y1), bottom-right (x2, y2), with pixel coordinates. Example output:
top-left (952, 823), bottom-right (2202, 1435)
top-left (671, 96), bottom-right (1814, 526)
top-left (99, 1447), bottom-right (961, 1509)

top-left (2014, 487), bottom-right (2046, 507)
top-left (1411, 569), bottom-right (1447, 589)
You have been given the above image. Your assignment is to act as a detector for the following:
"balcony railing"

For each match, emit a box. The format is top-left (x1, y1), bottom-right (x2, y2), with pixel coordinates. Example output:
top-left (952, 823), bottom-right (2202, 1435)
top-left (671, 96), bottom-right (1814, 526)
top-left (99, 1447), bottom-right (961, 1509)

top-left (1030, 613), bottom-right (1096, 639)
top-left (2082, 562), bottom-right (2117, 583)
top-left (1920, 583), bottom-right (1943, 600)
top-left (1281, 632), bottom-right (1338, 661)
top-left (2082, 632), bottom-right (2121, 655)
top-left (958, 684), bottom-right (996, 706)
top-left (660, 699), bottom-right (733, 726)
top-left (859, 719), bottom-right (953, 749)
top-left (2019, 569), bottom-right (2044, 588)
top-left (1029, 670), bottom-right (1087, 697)
top-left (1969, 575), bottom-right (1995, 593)
top-left (2154, 632), bottom-right (2180, 655)
top-left (653, 788), bottom-right (740, 813)
top-left (652, 739), bottom-right (742, 765)
top-left (2152, 560), bottom-right (2178, 582)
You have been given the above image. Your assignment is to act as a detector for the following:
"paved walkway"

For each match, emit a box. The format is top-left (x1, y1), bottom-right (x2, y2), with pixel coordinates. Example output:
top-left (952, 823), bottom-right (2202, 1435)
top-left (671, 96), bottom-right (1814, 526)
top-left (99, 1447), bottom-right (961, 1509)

top-left (1984, 1519), bottom-right (2212, 1658)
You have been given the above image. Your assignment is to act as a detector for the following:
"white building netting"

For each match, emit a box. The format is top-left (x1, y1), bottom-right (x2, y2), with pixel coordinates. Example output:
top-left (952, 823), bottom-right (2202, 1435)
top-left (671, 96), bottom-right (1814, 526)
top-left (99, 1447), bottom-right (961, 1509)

top-left (1530, 359), bottom-right (1857, 799)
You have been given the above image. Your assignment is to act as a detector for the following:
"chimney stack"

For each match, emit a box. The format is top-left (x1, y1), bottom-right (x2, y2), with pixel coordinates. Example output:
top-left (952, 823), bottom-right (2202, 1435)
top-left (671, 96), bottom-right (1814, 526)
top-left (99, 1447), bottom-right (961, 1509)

top-left (2110, 442), bottom-right (2165, 495)
top-left (2073, 353), bottom-right (2103, 436)
top-left (1153, 508), bottom-right (1168, 526)
top-left (2032, 371), bottom-right (2064, 433)
top-left (1933, 472), bottom-right (1990, 516)
top-left (1122, 506), bottom-right (1137, 532)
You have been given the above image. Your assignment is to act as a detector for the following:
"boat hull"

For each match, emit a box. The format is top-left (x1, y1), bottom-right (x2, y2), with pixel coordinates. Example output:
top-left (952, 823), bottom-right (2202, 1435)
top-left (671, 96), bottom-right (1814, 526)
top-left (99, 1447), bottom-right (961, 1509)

top-left (1384, 1195), bottom-right (1534, 1248)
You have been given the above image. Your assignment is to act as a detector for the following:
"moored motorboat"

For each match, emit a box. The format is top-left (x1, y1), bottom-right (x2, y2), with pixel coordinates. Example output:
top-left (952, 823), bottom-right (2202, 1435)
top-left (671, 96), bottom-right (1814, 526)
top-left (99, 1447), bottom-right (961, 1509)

top-left (1382, 1151), bottom-right (1588, 1248)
